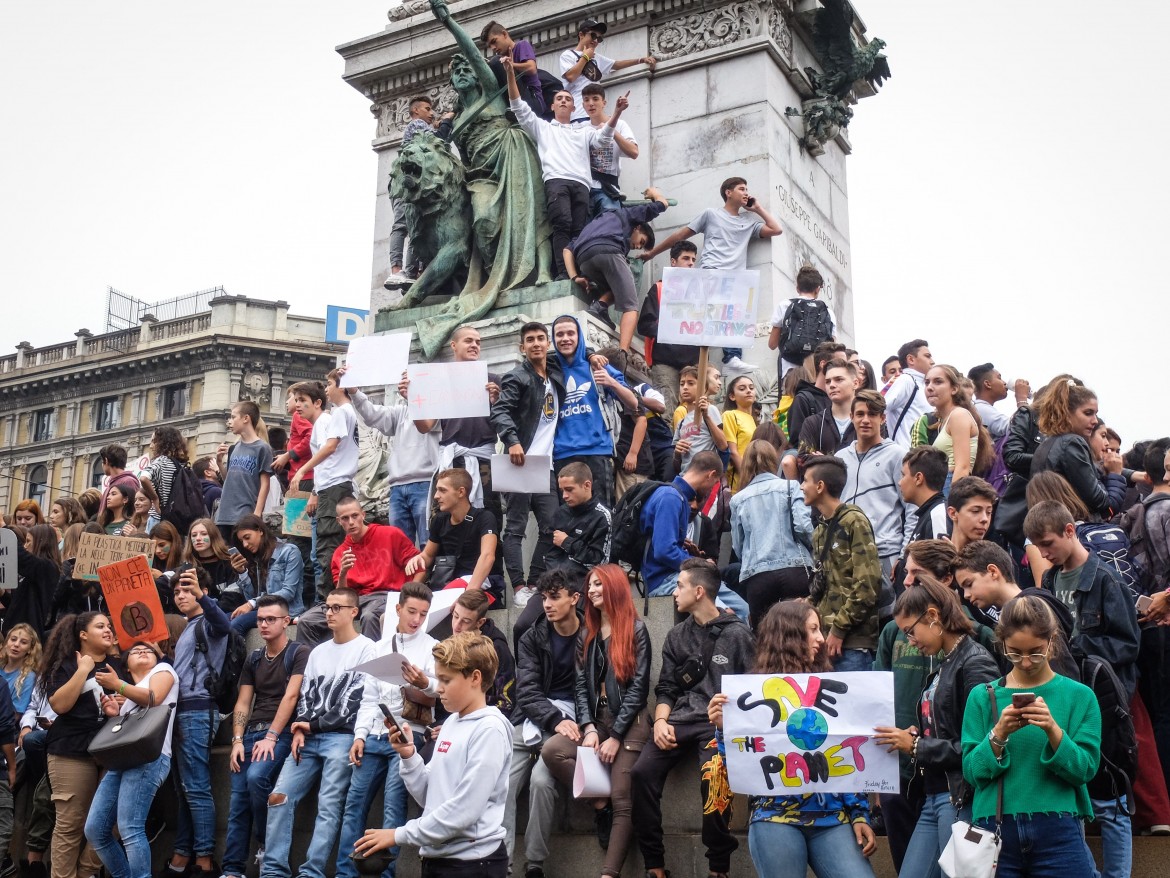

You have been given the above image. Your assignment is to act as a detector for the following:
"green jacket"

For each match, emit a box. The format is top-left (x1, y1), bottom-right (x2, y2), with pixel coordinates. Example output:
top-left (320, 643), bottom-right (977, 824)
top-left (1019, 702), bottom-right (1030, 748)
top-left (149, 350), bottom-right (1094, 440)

top-left (811, 503), bottom-right (882, 651)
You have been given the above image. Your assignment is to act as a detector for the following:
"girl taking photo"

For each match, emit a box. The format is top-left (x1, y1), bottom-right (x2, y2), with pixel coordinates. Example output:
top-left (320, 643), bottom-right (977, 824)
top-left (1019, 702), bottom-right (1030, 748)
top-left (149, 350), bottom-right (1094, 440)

top-left (542, 564), bottom-right (651, 878)
top-left (38, 612), bottom-right (117, 878)
top-left (708, 601), bottom-right (876, 878)
top-left (184, 518), bottom-right (251, 611)
top-left (873, 577), bottom-right (999, 878)
top-left (961, 594), bottom-right (1100, 876)
top-left (85, 641), bottom-right (178, 878)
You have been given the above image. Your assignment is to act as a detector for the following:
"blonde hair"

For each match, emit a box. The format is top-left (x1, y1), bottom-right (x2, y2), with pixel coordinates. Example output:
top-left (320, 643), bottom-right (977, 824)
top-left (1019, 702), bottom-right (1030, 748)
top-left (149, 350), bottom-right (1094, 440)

top-left (433, 631), bottom-right (499, 692)
top-left (5, 624), bottom-right (42, 701)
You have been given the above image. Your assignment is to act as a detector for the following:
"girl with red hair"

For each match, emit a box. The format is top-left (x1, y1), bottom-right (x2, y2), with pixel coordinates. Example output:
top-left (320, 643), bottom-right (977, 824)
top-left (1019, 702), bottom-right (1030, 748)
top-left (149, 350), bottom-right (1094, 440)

top-left (541, 565), bottom-right (652, 878)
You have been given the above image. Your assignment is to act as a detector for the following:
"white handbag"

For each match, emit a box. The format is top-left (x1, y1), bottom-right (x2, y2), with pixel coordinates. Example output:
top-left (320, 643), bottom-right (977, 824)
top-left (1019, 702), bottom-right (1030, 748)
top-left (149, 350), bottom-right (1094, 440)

top-left (938, 683), bottom-right (1002, 878)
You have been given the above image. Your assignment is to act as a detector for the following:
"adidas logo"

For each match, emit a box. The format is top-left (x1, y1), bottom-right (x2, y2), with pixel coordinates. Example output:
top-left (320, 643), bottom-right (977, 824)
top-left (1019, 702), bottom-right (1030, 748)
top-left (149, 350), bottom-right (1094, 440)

top-left (563, 376), bottom-right (593, 405)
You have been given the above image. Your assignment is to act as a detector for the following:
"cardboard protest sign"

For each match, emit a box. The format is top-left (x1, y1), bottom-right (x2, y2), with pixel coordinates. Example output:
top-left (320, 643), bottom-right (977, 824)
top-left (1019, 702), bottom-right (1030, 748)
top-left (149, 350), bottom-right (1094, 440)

top-left (407, 361), bottom-right (490, 420)
top-left (340, 333), bottom-right (412, 388)
top-left (97, 555), bottom-right (169, 649)
top-left (283, 491), bottom-right (313, 538)
top-left (722, 672), bottom-right (899, 796)
top-left (74, 533), bottom-right (155, 582)
top-left (655, 267), bottom-right (761, 347)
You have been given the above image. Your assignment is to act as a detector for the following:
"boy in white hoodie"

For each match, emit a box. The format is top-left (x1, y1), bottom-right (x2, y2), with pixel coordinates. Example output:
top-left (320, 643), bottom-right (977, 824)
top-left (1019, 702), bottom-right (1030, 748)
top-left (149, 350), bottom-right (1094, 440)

top-left (337, 583), bottom-right (439, 878)
top-left (353, 631), bottom-right (512, 878)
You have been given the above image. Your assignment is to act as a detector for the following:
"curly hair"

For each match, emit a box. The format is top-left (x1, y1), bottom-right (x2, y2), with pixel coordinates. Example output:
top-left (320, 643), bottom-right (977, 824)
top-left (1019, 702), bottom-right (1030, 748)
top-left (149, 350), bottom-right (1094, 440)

top-left (4, 624), bottom-right (42, 703)
top-left (37, 612), bottom-right (108, 698)
top-left (150, 426), bottom-right (190, 464)
top-left (753, 600), bottom-right (831, 675)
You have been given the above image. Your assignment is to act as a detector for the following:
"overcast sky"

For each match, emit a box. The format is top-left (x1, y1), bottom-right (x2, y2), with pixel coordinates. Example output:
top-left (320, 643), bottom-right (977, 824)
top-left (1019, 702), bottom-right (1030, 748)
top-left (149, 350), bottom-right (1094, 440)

top-left (3, 1), bottom-right (1167, 444)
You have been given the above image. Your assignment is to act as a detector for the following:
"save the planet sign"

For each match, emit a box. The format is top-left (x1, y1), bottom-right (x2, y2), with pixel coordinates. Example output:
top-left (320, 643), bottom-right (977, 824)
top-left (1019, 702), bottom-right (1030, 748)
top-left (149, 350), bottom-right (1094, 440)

top-left (722, 672), bottom-right (899, 796)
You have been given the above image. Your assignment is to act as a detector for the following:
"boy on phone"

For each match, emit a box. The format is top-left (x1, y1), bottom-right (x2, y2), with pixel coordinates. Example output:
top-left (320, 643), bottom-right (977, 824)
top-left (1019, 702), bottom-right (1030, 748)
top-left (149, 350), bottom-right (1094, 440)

top-left (353, 632), bottom-right (512, 878)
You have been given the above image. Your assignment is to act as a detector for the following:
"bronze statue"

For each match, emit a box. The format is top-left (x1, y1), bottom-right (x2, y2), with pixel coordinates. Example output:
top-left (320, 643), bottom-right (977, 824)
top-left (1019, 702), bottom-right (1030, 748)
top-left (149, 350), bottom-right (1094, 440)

top-left (395, 0), bottom-right (552, 359)
top-left (387, 132), bottom-right (472, 309)
top-left (786, 0), bottom-right (890, 151)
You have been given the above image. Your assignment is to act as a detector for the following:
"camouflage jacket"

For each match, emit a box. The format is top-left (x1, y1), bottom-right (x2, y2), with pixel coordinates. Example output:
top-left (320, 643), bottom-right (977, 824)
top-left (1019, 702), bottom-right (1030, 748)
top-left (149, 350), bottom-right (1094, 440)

top-left (811, 502), bottom-right (882, 651)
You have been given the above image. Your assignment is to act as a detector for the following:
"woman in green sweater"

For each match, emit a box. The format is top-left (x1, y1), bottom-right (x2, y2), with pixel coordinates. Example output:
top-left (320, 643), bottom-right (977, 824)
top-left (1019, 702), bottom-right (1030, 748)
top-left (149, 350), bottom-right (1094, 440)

top-left (961, 594), bottom-right (1100, 877)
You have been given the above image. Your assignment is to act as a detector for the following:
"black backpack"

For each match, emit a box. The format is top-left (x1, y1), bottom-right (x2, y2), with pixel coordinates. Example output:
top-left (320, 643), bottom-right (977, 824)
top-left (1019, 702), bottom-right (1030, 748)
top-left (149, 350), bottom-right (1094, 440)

top-left (1121, 494), bottom-right (1170, 595)
top-left (163, 464), bottom-right (208, 535)
top-left (247, 641), bottom-right (305, 679)
top-left (608, 479), bottom-right (672, 568)
top-left (1080, 654), bottom-right (1137, 812)
top-left (780, 298), bottom-right (833, 363)
top-left (194, 616), bottom-right (249, 714)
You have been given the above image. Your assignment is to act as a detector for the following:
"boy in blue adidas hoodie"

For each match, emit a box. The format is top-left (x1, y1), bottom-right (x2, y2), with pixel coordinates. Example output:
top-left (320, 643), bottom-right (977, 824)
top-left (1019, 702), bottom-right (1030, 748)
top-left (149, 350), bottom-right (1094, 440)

top-left (550, 315), bottom-right (639, 507)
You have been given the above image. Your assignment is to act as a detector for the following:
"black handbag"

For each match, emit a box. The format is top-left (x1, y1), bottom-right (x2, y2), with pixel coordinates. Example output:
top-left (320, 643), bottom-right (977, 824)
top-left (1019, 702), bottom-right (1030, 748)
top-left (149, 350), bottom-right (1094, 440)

top-left (88, 690), bottom-right (173, 771)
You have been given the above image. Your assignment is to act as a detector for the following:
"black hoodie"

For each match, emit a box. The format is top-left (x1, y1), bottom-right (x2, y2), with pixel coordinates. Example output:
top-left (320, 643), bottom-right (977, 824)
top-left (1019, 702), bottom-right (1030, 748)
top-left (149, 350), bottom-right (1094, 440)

top-left (542, 498), bottom-right (613, 578)
top-left (786, 380), bottom-right (830, 446)
top-left (656, 613), bottom-right (754, 725)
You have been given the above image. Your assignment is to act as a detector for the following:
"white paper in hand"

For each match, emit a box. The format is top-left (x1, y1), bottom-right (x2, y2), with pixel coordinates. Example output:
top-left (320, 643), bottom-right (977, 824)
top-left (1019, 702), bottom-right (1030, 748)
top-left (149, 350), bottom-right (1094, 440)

top-left (352, 652), bottom-right (413, 686)
top-left (490, 454), bottom-right (552, 494)
top-left (340, 333), bottom-right (412, 388)
top-left (573, 746), bottom-right (612, 798)
top-left (406, 361), bottom-right (489, 420)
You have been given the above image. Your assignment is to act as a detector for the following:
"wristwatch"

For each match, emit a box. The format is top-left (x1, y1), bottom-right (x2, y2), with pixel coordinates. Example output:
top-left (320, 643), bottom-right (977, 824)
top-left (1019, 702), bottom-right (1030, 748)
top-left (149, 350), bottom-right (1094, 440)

top-left (988, 730), bottom-right (1008, 748)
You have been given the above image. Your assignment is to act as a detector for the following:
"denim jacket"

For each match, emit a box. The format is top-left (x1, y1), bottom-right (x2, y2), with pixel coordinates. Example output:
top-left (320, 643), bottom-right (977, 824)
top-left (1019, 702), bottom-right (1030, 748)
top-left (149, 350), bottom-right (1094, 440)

top-left (729, 472), bottom-right (813, 580)
top-left (241, 540), bottom-right (305, 618)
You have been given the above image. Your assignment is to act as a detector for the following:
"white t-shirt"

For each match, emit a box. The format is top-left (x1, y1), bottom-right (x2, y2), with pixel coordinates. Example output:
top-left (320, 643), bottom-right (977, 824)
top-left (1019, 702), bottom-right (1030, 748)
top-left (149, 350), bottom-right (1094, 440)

top-left (311, 404), bottom-right (359, 491)
top-left (589, 118), bottom-right (636, 186)
top-left (122, 663), bottom-right (179, 758)
top-left (560, 49), bottom-right (616, 120)
top-left (690, 208), bottom-right (765, 270)
top-left (527, 377), bottom-right (558, 463)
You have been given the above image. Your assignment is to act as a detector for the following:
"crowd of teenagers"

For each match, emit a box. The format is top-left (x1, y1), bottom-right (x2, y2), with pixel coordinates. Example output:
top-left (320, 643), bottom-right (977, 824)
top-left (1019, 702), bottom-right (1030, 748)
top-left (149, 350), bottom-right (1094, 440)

top-left (0, 17), bottom-right (1167, 878)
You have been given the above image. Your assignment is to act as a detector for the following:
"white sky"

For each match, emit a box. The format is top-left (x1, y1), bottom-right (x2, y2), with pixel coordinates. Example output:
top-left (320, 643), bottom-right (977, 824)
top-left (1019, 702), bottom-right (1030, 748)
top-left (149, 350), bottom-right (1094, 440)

top-left (3, 1), bottom-right (1167, 445)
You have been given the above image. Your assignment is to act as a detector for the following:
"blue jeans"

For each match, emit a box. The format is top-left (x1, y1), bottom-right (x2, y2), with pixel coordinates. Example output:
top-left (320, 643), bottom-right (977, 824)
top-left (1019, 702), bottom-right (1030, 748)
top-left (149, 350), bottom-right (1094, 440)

top-left (589, 187), bottom-right (623, 216)
top-left (747, 820), bottom-right (874, 878)
top-left (1091, 796), bottom-right (1131, 878)
top-left (833, 649), bottom-right (876, 672)
top-left (231, 608), bottom-right (257, 636)
top-left (722, 348), bottom-right (744, 363)
top-left (900, 791), bottom-right (967, 878)
top-left (222, 729), bottom-right (294, 875)
top-left (389, 481), bottom-right (430, 548)
top-left (647, 573), bottom-right (750, 621)
top-left (85, 754), bottom-right (171, 878)
top-left (336, 736), bottom-right (410, 878)
top-left (174, 708), bottom-right (218, 858)
top-left (976, 812), bottom-right (1096, 878)
top-left (261, 731), bottom-right (354, 878)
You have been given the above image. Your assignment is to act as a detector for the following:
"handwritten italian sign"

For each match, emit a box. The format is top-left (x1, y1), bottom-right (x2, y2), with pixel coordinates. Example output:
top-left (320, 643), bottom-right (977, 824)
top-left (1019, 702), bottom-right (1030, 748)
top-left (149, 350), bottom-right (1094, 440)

top-left (407, 360), bottom-right (490, 420)
top-left (97, 555), bottom-right (169, 649)
top-left (75, 533), bottom-right (155, 582)
top-left (655, 267), bottom-right (760, 347)
top-left (283, 491), bottom-right (313, 538)
top-left (722, 672), bottom-right (898, 796)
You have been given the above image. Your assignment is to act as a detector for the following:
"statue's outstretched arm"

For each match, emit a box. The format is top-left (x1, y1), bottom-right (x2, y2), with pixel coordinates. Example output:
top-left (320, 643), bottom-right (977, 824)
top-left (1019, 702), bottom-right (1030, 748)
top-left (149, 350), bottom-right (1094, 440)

top-left (430, 0), bottom-right (497, 89)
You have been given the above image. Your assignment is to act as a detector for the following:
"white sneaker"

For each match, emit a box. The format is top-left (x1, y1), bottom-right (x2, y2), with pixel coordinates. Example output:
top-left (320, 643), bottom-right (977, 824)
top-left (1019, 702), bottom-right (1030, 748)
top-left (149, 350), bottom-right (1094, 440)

top-left (723, 355), bottom-right (752, 374)
top-left (383, 273), bottom-right (416, 289)
top-left (254, 847), bottom-right (265, 865)
top-left (513, 585), bottom-right (538, 608)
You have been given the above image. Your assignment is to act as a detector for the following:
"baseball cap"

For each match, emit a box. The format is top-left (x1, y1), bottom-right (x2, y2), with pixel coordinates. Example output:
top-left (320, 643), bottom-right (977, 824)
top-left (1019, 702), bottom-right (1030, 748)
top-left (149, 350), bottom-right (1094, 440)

top-left (578, 18), bottom-right (608, 35)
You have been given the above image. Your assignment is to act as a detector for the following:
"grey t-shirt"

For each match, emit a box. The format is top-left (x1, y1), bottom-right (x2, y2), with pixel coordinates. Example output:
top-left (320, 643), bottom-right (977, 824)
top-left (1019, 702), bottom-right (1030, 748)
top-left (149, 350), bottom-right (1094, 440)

top-left (1053, 567), bottom-right (1081, 635)
top-left (690, 207), bottom-right (765, 270)
top-left (673, 409), bottom-right (719, 471)
top-left (216, 439), bottom-right (274, 526)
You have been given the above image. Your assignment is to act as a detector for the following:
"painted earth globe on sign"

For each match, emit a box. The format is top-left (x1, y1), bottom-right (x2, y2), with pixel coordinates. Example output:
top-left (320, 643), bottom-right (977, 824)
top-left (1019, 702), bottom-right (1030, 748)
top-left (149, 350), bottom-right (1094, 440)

top-left (786, 708), bottom-right (829, 750)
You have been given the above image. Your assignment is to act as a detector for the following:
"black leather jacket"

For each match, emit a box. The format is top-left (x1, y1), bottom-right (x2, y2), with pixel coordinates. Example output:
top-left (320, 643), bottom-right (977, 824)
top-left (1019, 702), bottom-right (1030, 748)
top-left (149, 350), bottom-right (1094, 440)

top-left (911, 635), bottom-right (1001, 806)
top-left (1031, 433), bottom-right (1127, 518)
top-left (574, 619), bottom-right (652, 739)
top-left (490, 358), bottom-right (568, 452)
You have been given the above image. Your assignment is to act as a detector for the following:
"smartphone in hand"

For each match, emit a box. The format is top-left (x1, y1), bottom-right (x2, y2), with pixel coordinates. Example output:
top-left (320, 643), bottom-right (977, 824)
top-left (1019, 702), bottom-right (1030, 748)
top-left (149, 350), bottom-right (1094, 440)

top-left (1137, 594), bottom-right (1154, 615)
top-left (1011, 692), bottom-right (1036, 723)
top-left (745, 196), bottom-right (757, 208)
top-left (379, 704), bottom-right (403, 739)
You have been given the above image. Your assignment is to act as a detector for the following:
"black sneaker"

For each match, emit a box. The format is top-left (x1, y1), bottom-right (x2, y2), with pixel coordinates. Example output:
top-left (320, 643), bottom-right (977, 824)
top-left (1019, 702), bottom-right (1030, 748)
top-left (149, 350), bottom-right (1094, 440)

top-left (24, 862), bottom-right (46, 878)
top-left (594, 803), bottom-right (613, 849)
top-left (586, 300), bottom-right (616, 329)
top-left (1, 858), bottom-right (18, 878)
top-left (524, 867), bottom-right (545, 878)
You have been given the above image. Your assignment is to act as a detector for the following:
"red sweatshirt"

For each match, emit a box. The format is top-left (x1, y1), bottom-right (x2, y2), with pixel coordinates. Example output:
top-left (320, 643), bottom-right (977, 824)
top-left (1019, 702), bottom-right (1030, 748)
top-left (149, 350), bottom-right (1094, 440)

top-left (331, 523), bottom-right (420, 595)
top-left (287, 413), bottom-right (314, 481)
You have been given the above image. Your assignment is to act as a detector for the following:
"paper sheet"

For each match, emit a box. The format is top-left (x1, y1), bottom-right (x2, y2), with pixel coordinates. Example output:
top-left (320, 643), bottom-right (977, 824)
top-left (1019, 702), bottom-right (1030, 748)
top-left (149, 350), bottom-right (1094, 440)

top-left (340, 333), bottom-right (412, 388)
top-left (352, 652), bottom-right (413, 686)
top-left (573, 746), bottom-right (612, 798)
top-left (490, 454), bottom-right (552, 494)
top-left (406, 361), bottom-right (490, 420)
top-left (380, 586), bottom-right (466, 639)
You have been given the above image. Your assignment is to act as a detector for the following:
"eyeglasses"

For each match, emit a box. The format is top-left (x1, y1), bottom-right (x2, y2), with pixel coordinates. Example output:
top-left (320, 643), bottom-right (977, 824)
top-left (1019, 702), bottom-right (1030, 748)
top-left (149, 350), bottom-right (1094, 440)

top-left (324, 604), bottom-right (357, 614)
top-left (127, 646), bottom-right (156, 657)
top-left (1003, 645), bottom-right (1051, 664)
top-left (901, 610), bottom-right (929, 639)
top-left (256, 615), bottom-right (287, 626)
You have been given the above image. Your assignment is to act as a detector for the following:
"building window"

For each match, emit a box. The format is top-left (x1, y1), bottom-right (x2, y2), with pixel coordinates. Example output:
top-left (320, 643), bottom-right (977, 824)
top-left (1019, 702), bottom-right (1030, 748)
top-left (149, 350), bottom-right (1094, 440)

top-left (27, 464), bottom-right (48, 506)
top-left (163, 384), bottom-right (186, 418)
top-left (90, 457), bottom-right (105, 489)
top-left (96, 396), bottom-right (118, 431)
top-left (32, 410), bottom-right (52, 442)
